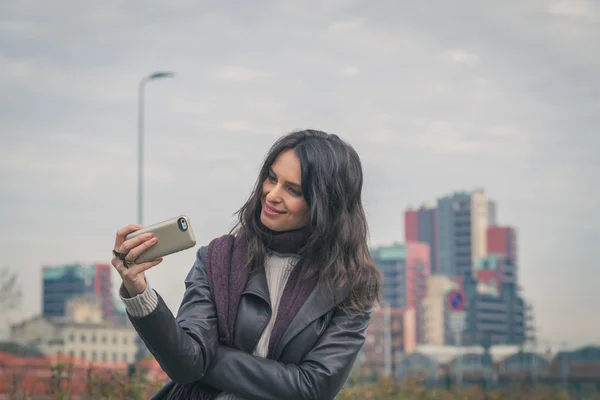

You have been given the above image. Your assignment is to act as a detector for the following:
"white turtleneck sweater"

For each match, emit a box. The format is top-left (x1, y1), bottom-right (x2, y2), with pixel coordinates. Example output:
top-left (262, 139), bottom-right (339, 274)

top-left (120, 253), bottom-right (297, 400)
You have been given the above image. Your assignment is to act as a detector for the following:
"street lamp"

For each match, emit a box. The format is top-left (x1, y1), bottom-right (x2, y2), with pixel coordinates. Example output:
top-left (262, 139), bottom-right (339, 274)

top-left (380, 300), bottom-right (392, 378)
top-left (137, 71), bottom-right (174, 226)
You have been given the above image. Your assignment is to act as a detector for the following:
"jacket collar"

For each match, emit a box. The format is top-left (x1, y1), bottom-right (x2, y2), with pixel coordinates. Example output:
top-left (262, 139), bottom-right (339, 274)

top-left (241, 261), bottom-right (349, 360)
top-left (241, 265), bottom-right (271, 307)
top-left (272, 282), bottom-right (339, 360)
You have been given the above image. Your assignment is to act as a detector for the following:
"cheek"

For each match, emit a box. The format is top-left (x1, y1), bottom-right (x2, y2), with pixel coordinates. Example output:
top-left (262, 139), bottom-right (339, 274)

top-left (288, 198), bottom-right (310, 219)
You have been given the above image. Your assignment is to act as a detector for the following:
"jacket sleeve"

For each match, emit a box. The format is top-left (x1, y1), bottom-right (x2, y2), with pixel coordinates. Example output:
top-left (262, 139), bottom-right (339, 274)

top-left (127, 246), bottom-right (219, 384)
top-left (200, 306), bottom-right (371, 400)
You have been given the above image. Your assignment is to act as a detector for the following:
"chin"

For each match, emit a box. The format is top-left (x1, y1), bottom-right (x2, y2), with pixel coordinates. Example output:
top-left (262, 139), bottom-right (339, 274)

top-left (260, 213), bottom-right (278, 231)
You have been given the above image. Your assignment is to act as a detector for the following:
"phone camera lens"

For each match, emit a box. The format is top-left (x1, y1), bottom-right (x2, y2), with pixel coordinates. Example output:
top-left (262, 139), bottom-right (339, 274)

top-left (178, 218), bottom-right (188, 231)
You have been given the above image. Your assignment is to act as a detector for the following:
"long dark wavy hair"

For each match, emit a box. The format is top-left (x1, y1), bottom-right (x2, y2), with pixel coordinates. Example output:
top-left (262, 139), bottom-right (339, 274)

top-left (232, 129), bottom-right (381, 313)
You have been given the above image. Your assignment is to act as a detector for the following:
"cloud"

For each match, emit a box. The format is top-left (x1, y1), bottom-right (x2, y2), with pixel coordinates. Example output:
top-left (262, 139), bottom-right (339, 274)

top-left (445, 50), bottom-right (479, 65)
top-left (212, 65), bottom-right (268, 82)
top-left (341, 65), bottom-right (360, 76)
top-left (548, 0), bottom-right (600, 21)
top-left (328, 18), bottom-right (365, 33)
top-left (0, 19), bottom-right (39, 34)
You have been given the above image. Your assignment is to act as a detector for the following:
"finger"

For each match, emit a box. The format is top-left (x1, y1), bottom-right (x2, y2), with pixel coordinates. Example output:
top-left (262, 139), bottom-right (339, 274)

top-left (125, 237), bottom-right (158, 263)
top-left (111, 256), bottom-right (130, 275)
top-left (118, 232), bottom-right (154, 255)
top-left (123, 258), bottom-right (163, 279)
top-left (113, 224), bottom-right (142, 250)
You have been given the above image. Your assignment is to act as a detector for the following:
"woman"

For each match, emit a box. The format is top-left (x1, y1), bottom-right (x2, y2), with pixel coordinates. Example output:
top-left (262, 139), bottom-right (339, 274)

top-left (111, 129), bottom-right (381, 399)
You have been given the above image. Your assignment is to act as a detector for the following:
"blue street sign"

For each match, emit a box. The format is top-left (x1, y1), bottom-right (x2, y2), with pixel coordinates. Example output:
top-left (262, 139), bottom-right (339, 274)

top-left (447, 289), bottom-right (466, 311)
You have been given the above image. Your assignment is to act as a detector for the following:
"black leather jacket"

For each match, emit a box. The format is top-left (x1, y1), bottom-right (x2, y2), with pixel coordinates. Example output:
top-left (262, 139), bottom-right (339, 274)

top-left (129, 246), bottom-right (371, 400)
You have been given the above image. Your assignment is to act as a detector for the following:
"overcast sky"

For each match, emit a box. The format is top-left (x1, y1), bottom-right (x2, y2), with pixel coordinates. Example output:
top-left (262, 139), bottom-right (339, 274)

top-left (1, 0), bottom-right (598, 346)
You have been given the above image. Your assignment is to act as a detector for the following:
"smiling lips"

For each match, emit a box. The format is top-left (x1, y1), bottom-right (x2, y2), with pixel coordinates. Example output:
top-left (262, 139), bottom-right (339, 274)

top-left (263, 203), bottom-right (285, 217)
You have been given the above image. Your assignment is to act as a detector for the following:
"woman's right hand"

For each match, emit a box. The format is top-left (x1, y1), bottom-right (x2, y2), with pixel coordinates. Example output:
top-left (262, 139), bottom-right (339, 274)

top-left (111, 224), bottom-right (164, 297)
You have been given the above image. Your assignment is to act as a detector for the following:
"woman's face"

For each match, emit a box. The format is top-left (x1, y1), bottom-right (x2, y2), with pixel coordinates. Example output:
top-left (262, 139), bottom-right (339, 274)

top-left (260, 149), bottom-right (310, 232)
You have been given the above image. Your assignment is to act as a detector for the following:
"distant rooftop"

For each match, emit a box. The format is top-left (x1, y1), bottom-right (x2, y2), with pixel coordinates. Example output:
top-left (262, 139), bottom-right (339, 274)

top-left (0, 341), bottom-right (45, 357)
top-left (42, 263), bottom-right (97, 282)
top-left (475, 254), bottom-right (502, 271)
top-left (370, 243), bottom-right (406, 261)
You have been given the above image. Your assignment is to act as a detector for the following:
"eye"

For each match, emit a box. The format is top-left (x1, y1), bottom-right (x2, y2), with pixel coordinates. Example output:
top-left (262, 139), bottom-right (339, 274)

top-left (287, 187), bottom-right (302, 196)
top-left (267, 174), bottom-right (277, 183)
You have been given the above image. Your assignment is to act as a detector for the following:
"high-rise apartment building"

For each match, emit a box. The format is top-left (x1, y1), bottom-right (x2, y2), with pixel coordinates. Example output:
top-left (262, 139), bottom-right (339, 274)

top-left (404, 205), bottom-right (438, 274)
top-left (42, 263), bottom-right (114, 322)
top-left (407, 189), bottom-right (530, 348)
top-left (436, 189), bottom-right (490, 277)
top-left (487, 226), bottom-right (517, 264)
top-left (470, 190), bottom-right (490, 267)
top-left (486, 226), bottom-right (518, 285)
top-left (421, 275), bottom-right (460, 345)
top-left (422, 274), bottom-right (526, 347)
top-left (463, 273), bottom-right (526, 346)
top-left (371, 243), bottom-right (430, 343)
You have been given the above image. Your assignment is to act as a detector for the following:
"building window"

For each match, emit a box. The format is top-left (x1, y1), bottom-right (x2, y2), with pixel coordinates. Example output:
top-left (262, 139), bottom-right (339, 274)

top-left (69, 334), bottom-right (75, 342)
top-left (92, 335), bottom-right (97, 343)
top-left (122, 353), bottom-right (128, 362)
top-left (92, 351), bottom-right (97, 361)
top-left (81, 351), bottom-right (86, 360)
top-left (81, 334), bottom-right (86, 343)
top-left (102, 352), bottom-right (107, 362)
top-left (113, 335), bottom-right (117, 344)
top-left (102, 335), bottom-right (107, 344)
top-left (113, 352), bottom-right (117, 362)
top-left (123, 336), bottom-right (128, 345)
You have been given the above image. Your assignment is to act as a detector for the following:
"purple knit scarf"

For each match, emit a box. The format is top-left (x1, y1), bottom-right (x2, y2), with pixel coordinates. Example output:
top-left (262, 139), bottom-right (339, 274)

top-left (167, 226), bottom-right (316, 400)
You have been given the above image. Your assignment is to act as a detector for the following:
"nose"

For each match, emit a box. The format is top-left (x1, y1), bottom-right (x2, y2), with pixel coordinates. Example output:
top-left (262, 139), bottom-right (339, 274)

top-left (266, 184), bottom-right (283, 203)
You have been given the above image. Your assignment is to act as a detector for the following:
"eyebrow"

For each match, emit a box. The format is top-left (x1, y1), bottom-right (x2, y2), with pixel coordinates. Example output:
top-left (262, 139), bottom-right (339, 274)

top-left (269, 168), bottom-right (302, 190)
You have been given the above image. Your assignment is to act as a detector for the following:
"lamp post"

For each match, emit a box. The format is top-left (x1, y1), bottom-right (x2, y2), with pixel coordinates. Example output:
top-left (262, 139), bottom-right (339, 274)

top-left (382, 301), bottom-right (392, 378)
top-left (138, 72), bottom-right (174, 226)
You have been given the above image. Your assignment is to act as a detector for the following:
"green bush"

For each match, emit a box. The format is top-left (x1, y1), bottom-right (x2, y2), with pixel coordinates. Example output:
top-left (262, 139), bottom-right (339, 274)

top-left (337, 377), bottom-right (600, 400)
top-left (7, 364), bottom-right (600, 400)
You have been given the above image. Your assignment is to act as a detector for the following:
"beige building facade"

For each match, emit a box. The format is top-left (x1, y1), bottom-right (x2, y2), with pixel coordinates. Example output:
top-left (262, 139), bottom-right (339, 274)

top-left (10, 295), bottom-right (138, 364)
top-left (470, 189), bottom-right (489, 269)
top-left (421, 275), bottom-right (459, 346)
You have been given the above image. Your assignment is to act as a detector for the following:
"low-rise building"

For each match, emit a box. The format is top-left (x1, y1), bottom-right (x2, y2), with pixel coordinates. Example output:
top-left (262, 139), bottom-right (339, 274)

top-left (10, 295), bottom-right (138, 364)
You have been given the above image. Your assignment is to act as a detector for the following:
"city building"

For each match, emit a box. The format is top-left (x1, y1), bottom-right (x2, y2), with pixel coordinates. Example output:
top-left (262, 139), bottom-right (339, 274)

top-left (436, 189), bottom-right (491, 278)
top-left (395, 343), bottom-right (600, 387)
top-left (42, 263), bottom-right (114, 322)
top-left (462, 273), bottom-right (526, 346)
top-left (421, 273), bottom-right (526, 347)
top-left (421, 275), bottom-right (461, 346)
top-left (371, 242), bottom-right (430, 344)
top-left (360, 306), bottom-right (416, 378)
top-left (475, 253), bottom-right (517, 291)
top-left (470, 190), bottom-right (489, 268)
top-left (10, 295), bottom-right (138, 364)
top-left (405, 189), bottom-right (494, 278)
top-left (404, 204), bottom-right (438, 274)
top-left (487, 226), bottom-right (517, 264)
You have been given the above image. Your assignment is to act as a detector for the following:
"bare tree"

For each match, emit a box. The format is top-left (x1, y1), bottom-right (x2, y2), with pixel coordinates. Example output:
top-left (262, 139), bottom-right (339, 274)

top-left (0, 265), bottom-right (22, 314)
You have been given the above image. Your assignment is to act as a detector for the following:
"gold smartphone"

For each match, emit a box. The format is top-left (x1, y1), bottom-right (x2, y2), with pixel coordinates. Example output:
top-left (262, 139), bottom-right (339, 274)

top-left (125, 215), bottom-right (197, 263)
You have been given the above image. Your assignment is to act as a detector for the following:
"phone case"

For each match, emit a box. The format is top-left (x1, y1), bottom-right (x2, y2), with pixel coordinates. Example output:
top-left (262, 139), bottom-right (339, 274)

top-left (125, 215), bottom-right (196, 263)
